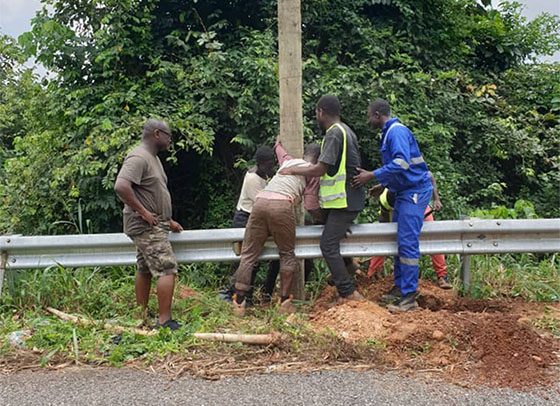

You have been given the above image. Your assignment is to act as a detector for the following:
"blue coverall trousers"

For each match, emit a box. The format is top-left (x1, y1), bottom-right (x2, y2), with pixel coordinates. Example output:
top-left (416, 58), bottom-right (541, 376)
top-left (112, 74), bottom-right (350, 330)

top-left (392, 188), bottom-right (432, 296)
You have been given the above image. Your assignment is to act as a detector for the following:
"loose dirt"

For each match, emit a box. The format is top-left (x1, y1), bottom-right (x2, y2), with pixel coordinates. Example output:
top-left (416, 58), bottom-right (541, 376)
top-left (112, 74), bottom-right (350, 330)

top-left (311, 275), bottom-right (560, 389)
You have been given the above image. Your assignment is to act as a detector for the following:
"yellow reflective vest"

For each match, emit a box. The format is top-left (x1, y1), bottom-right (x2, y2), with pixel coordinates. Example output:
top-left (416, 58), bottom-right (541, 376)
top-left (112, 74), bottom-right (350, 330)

top-left (319, 123), bottom-right (348, 209)
top-left (379, 188), bottom-right (393, 211)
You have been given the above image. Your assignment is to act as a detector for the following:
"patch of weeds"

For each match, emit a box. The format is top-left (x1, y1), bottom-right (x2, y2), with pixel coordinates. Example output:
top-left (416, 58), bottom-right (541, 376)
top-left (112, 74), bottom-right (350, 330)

top-left (409, 341), bottom-right (433, 358)
top-left (447, 337), bottom-right (459, 349)
top-left (438, 254), bottom-right (560, 302)
top-left (365, 338), bottom-right (387, 350)
top-left (305, 259), bottom-right (330, 302)
top-left (179, 263), bottom-right (230, 290)
top-left (532, 307), bottom-right (560, 337)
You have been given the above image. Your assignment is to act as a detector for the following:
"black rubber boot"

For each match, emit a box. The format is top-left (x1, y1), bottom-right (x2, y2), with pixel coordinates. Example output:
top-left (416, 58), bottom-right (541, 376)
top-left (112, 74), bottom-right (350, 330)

top-left (387, 292), bottom-right (419, 313)
top-left (379, 285), bottom-right (402, 306)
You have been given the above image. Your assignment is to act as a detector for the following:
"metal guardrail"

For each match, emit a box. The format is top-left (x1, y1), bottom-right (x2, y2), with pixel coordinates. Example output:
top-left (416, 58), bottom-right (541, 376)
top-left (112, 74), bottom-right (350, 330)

top-left (1, 219), bottom-right (559, 293)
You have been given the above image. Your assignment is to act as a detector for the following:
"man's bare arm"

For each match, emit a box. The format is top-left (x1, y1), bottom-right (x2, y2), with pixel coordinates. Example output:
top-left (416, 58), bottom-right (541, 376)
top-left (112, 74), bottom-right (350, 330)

top-left (280, 162), bottom-right (328, 177)
top-left (114, 178), bottom-right (158, 225)
top-left (429, 172), bottom-right (443, 211)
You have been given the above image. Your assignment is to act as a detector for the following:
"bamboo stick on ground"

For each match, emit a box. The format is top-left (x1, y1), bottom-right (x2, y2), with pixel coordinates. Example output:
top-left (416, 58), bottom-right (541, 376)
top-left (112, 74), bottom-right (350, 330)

top-left (46, 307), bottom-right (156, 336)
top-left (193, 332), bottom-right (282, 345)
top-left (47, 307), bottom-right (283, 345)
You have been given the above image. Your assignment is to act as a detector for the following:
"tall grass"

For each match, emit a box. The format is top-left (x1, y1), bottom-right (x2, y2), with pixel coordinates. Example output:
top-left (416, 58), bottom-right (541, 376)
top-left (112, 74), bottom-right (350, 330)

top-left (418, 253), bottom-right (559, 301)
top-left (0, 263), bottom-right (299, 364)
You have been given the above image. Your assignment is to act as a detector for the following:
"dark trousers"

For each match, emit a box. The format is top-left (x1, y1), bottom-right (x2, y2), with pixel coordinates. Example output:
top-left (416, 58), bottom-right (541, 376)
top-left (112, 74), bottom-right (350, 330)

top-left (232, 209), bottom-right (250, 228)
top-left (263, 259), bottom-right (314, 296)
top-left (320, 209), bottom-right (359, 297)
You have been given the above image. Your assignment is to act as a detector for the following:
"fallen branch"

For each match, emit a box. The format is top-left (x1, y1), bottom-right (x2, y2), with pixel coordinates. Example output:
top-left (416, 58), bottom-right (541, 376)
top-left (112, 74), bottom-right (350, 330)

top-left (200, 365), bottom-right (268, 375)
top-left (47, 307), bottom-right (283, 345)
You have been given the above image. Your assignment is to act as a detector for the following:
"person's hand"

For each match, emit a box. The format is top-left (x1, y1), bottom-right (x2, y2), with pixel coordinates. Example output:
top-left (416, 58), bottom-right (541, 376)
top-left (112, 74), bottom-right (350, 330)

top-left (433, 199), bottom-right (443, 212)
top-left (140, 210), bottom-right (158, 226)
top-left (170, 220), bottom-right (183, 233)
top-left (352, 168), bottom-right (374, 187)
top-left (368, 183), bottom-right (384, 199)
top-left (308, 209), bottom-right (326, 225)
top-left (232, 241), bottom-right (242, 256)
top-left (279, 166), bottom-right (294, 176)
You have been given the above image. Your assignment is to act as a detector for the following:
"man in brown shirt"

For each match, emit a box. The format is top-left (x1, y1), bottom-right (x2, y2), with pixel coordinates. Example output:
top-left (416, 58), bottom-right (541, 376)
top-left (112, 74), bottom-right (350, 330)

top-left (114, 119), bottom-right (183, 330)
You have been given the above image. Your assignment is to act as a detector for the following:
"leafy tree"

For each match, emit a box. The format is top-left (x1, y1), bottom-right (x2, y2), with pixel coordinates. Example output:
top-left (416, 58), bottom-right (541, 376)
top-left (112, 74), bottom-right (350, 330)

top-left (0, 0), bottom-right (558, 234)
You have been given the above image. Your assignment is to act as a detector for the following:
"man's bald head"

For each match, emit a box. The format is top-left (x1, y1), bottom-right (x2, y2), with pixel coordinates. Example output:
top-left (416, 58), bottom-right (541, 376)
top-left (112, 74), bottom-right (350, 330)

top-left (142, 118), bottom-right (172, 151)
top-left (143, 119), bottom-right (170, 138)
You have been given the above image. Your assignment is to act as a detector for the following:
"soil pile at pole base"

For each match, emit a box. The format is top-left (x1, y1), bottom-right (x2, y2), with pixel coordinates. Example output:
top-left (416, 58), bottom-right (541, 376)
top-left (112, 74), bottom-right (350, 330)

top-left (311, 276), bottom-right (560, 389)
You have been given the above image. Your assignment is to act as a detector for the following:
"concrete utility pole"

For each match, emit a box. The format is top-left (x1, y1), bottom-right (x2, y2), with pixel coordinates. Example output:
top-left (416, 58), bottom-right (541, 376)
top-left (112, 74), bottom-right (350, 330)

top-left (278, 0), bottom-right (305, 299)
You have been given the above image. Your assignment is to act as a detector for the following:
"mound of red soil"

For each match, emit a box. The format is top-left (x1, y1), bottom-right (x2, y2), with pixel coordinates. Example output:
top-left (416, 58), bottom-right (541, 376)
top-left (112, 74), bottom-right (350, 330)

top-left (311, 300), bottom-right (392, 342)
top-left (311, 276), bottom-right (560, 389)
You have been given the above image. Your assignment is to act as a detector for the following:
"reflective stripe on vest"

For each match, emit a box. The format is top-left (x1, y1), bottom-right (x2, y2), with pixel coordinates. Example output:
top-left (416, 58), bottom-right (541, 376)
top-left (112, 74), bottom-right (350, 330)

top-left (319, 123), bottom-right (348, 209)
top-left (320, 174), bottom-right (346, 187)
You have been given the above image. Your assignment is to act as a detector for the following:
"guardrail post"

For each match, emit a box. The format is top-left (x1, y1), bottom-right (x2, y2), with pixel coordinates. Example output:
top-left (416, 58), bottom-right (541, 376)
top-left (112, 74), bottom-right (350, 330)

top-left (459, 215), bottom-right (472, 296)
top-left (0, 251), bottom-right (7, 295)
top-left (460, 254), bottom-right (471, 296)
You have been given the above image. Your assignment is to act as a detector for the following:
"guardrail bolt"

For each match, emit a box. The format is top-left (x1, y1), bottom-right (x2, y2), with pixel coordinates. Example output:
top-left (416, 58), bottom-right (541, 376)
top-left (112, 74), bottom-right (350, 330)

top-left (469, 222), bottom-right (473, 227)
top-left (493, 242), bottom-right (498, 247)
top-left (496, 221), bottom-right (501, 226)
top-left (6, 239), bottom-right (10, 243)
top-left (11, 258), bottom-right (16, 263)
top-left (467, 242), bottom-right (473, 247)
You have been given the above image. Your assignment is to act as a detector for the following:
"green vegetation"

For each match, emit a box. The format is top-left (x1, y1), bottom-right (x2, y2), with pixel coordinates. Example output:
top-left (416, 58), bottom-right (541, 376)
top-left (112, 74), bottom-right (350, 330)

top-left (0, 263), bottom-right (372, 366)
top-left (2, 251), bottom-right (558, 365)
top-left (1, 0), bottom-right (559, 234)
top-left (533, 307), bottom-right (560, 338)
top-left (418, 254), bottom-right (560, 302)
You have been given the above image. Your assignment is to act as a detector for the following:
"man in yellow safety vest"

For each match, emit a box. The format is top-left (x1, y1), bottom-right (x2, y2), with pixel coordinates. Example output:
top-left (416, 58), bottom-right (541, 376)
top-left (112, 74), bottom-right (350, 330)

top-left (280, 95), bottom-right (366, 302)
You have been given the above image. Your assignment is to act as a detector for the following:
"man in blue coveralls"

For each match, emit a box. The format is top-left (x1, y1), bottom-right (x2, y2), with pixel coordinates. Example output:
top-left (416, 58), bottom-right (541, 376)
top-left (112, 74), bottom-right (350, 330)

top-left (352, 99), bottom-right (433, 312)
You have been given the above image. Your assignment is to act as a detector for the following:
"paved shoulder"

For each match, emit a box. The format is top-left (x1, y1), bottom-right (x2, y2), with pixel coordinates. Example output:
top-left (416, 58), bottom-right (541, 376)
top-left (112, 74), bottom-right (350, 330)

top-left (1, 367), bottom-right (558, 405)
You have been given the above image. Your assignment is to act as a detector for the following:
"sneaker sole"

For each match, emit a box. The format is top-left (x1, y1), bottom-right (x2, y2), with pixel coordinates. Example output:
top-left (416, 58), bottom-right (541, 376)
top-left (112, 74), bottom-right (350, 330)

top-left (379, 297), bottom-right (401, 306)
top-left (387, 303), bottom-right (420, 313)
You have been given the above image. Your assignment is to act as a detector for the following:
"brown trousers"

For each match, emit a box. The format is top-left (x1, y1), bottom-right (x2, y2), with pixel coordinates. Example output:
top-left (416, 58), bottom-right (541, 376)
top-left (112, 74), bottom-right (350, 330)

top-left (233, 198), bottom-right (298, 294)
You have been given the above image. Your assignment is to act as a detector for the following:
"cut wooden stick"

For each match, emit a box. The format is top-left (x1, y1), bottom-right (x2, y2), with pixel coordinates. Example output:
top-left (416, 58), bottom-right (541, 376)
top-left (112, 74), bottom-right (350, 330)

top-left (47, 307), bottom-right (283, 345)
top-left (193, 332), bottom-right (282, 345)
top-left (46, 307), bottom-right (156, 336)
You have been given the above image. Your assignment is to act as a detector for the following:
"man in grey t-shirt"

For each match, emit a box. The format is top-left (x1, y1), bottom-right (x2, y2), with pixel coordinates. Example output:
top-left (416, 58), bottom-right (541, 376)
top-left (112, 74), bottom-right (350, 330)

top-left (280, 95), bottom-right (365, 302)
top-left (115, 119), bottom-right (183, 330)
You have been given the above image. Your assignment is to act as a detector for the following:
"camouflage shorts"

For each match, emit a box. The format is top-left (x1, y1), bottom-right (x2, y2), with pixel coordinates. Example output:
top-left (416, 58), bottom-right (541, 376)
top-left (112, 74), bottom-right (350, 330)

top-left (131, 222), bottom-right (178, 278)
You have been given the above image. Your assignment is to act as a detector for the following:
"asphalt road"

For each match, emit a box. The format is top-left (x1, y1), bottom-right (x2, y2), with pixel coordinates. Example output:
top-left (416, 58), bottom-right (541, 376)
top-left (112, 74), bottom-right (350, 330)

top-left (1, 367), bottom-right (559, 406)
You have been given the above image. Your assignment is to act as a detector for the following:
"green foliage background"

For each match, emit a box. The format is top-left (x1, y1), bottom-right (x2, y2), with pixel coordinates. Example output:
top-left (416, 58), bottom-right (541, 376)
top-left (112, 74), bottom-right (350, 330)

top-left (1, 0), bottom-right (559, 235)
